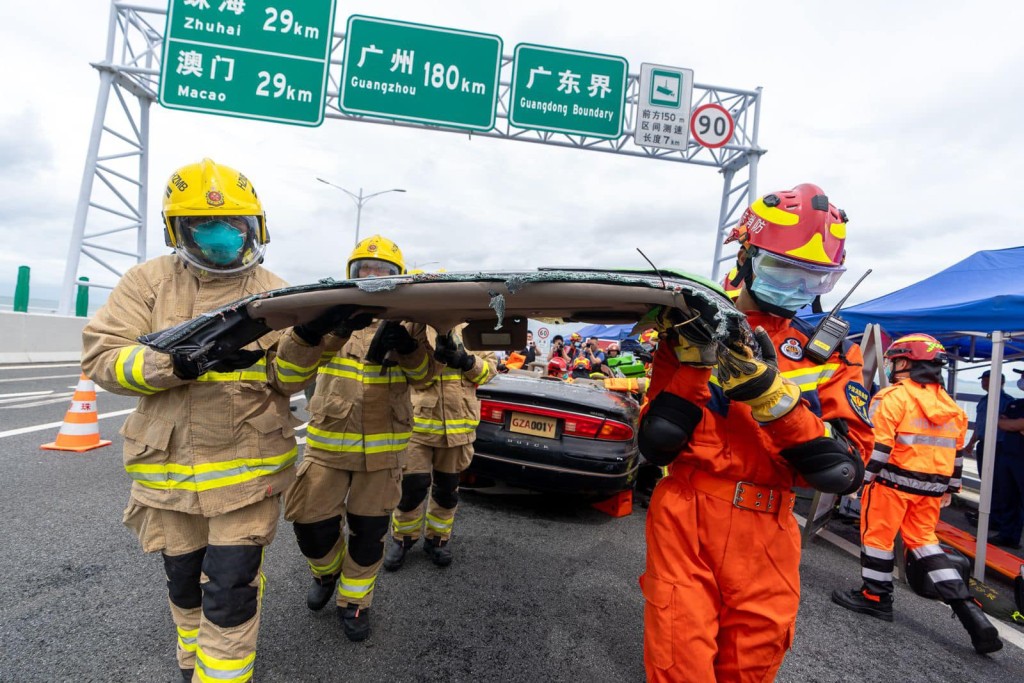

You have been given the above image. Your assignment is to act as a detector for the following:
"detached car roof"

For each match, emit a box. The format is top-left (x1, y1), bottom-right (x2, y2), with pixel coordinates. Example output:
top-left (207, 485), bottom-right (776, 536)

top-left (138, 268), bottom-right (743, 362)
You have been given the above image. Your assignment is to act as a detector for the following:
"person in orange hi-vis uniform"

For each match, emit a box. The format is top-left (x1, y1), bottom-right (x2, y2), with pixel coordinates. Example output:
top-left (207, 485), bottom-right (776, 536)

top-left (832, 334), bottom-right (1003, 655)
top-left (638, 184), bottom-right (873, 682)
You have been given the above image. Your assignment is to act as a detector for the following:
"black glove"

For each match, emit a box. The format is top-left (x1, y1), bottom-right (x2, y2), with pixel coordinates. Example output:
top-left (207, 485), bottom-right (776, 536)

top-left (434, 333), bottom-right (476, 371)
top-left (497, 362), bottom-right (508, 373)
top-left (376, 321), bottom-right (418, 355)
top-left (293, 305), bottom-right (372, 345)
top-left (171, 348), bottom-right (265, 380)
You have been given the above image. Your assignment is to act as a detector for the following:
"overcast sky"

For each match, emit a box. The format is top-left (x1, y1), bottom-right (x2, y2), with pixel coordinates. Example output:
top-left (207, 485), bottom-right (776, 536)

top-left (2, 0), bottom-right (1023, 312)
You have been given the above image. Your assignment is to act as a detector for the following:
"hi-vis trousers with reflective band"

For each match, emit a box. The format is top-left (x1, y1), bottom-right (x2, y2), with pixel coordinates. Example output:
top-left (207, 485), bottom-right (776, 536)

top-left (859, 483), bottom-right (971, 602)
top-left (641, 473), bottom-right (800, 683)
top-left (122, 496), bottom-right (280, 683)
top-left (392, 442), bottom-right (473, 542)
top-left (284, 459), bottom-right (401, 608)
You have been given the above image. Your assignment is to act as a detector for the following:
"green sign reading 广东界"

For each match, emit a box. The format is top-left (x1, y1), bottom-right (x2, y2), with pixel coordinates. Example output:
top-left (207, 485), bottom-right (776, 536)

top-left (160, 0), bottom-right (336, 126)
top-left (339, 15), bottom-right (503, 131)
top-left (509, 44), bottom-right (628, 139)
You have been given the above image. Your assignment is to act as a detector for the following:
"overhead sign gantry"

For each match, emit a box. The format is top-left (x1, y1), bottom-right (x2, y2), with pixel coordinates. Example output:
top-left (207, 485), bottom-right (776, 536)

top-left (61, 1), bottom-right (764, 314)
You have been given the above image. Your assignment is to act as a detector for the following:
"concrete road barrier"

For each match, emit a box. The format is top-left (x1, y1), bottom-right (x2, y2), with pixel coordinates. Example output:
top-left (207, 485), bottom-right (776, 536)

top-left (0, 311), bottom-right (86, 363)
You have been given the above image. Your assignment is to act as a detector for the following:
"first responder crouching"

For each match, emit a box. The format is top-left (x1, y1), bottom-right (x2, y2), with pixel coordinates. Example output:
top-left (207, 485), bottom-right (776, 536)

top-left (82, 159), bottom-right (328, 682)
top-left (284, 235), bottom-right (437, 642)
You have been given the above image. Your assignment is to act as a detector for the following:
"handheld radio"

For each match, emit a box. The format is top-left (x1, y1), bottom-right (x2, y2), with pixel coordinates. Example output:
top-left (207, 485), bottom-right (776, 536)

top-left (803, 269), bottom-right (872, 364)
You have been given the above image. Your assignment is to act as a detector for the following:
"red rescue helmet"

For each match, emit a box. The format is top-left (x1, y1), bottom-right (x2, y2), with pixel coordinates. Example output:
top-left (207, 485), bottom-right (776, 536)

top-left (547, 357), bottom-right (567, 376)
top-left (885, 334), bottom-right (948, 364)
top-left (570, 332), bottom-right (582, 343)
top-left (573, 356), bottom-right (592, 371)
top-left (726, 183), bottom-right (847, 268)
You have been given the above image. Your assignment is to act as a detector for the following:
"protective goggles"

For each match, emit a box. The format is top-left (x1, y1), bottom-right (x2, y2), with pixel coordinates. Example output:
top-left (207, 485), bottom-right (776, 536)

top-left (349, 258), bottom-right (401, 279)
top-left (751, 249), bottom-right (845, 296)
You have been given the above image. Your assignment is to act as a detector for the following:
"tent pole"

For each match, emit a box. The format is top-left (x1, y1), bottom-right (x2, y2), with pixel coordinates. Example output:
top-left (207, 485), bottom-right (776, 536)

top-left (973, 330), bottom-right (1004, 582)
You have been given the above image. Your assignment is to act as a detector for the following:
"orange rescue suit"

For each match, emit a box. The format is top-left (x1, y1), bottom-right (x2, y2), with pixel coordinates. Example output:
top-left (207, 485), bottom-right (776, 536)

top-left (641, 312), bottom-right (874, 682)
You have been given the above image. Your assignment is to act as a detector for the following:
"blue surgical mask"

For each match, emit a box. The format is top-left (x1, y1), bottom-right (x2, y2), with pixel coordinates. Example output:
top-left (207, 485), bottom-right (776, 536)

top-left (750, 278), bottom-right (815, 313)
top-left (191, 221), bottom-right (245, 265)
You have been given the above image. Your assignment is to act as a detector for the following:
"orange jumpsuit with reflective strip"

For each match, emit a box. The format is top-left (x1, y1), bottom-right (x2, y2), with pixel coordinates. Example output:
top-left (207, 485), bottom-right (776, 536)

top-left (859, 380), bottom-right (969, 600)
top-left (641, 312), bottom-right (874, 683)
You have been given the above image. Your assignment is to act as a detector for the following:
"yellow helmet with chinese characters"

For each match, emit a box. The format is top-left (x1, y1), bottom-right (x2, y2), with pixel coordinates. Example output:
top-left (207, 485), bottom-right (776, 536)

top-left (347, 234), bottom-right (406, 278)
top-left (162, 158), bottom-right (268, 276)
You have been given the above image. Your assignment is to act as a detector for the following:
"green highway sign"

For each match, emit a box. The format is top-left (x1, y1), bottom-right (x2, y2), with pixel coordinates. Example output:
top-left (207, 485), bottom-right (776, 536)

top-left (339, 15), bottom-right (503, 131)
top-left (509, 44), bottom-right (628, 139)
top-left (160, 0), bottom-right (336, 126)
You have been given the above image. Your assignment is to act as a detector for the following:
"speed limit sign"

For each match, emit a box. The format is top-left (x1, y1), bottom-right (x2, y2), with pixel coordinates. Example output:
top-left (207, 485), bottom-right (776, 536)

top-left (690, 103), bottom-right (734, 149)
top-left (537, 327), bottom-right (550, 340)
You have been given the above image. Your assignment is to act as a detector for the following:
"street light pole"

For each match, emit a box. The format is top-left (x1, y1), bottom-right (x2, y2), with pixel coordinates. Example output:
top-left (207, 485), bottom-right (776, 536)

top-left (316, 178), bottom-right (406, 246)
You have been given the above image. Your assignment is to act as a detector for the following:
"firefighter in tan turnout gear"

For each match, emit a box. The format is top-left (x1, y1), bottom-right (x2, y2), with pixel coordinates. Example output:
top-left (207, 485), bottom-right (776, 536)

top-left (284, 235), bottom-right (436, 642)
top-left (384, 323), bottom-right (497, 570)
top-left (82, 159), bottom-right (326, 683)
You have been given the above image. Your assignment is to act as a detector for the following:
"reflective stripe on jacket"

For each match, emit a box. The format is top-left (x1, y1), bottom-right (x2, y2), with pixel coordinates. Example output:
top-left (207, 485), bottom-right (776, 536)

top-left (408, 324), bottom-right (497, 447)
top-left (82, 256), bottom-right (323, 516)
top-left (866, 379), bottom-right (967, 496)
top-left (304, 321), bottom-right (436, 471)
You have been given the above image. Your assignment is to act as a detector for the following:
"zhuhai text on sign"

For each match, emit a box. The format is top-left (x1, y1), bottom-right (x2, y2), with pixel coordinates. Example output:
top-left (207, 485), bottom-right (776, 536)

top-left (160, 0), bottom-right (337, 126)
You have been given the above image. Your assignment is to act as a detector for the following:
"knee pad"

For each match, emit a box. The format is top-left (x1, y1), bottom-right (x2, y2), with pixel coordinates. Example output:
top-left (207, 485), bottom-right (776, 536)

top-left (202, 545), bottom-right (262, 628)
top-left (163, 547), bottom-right (206, 610)
top-left (293, 515), bottom-right (342, 559)
top-left (398, 473), bottom-right (431, 511)
top-left (347, 513), bottom-right (390, 567)
top-left (431, 472), bottom-right (461, 510)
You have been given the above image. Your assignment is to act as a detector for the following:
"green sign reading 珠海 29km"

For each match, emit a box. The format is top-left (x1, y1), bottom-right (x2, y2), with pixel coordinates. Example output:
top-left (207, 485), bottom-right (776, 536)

top-left (510, 44), bottom-right (628, 139)
top-left (339, 15), bottom-right (503, 131)
top-left (160, 0), bottom-right (336, 126)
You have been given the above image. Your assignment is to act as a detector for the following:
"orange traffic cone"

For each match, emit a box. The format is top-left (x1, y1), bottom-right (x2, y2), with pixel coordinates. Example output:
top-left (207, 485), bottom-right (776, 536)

top-left (40, 373), bottom-right (112, 452)
top-left (591, 489), bottom-right (633, 518)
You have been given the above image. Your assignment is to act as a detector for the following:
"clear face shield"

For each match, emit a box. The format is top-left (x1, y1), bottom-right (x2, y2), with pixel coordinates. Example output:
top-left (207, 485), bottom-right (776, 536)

top-left (349, 258), bottom-right (401, 279)
top-left (172, 215), bottom-right (264, 275)
top-left (750, 249), bottom-right (846, 312)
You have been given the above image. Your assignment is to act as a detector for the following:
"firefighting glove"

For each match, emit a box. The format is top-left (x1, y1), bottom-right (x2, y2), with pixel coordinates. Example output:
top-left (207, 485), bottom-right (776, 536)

top-left (648, 298), bottom-right (718, 366)
top-left (171, 348), bottom-right (265, 380)
top-left (716, 326), bottom-right (802, 423)
top-left (293, 305), bottom-right (372, 345)
top-left (434, 333), bottom-right (476, 372)
top-left (376, 321), bottom-right (418, 355)
top-left (638, 392), bottom-right (703, 467)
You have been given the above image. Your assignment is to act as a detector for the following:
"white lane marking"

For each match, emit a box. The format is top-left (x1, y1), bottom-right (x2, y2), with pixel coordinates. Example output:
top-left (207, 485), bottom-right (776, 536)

top-left (6, 395), bottom-right (78, 409)
top-left (0, 363), bottom-right (82, 371)
top-left (0, 391), bottom-right (53, 399)
top-left (0, 408), bottom-right (134, 439)
top-left (0, 374), bottom-right (80, 384)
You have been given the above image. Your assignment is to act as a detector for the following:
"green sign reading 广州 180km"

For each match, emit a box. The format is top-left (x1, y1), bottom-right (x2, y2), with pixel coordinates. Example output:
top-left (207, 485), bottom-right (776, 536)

top-left (339, 15), bottom-right (503, 131)
top-left (510, 44), bottom-right (628, 139)
top-left (160, 0), bottom-right (336, 126)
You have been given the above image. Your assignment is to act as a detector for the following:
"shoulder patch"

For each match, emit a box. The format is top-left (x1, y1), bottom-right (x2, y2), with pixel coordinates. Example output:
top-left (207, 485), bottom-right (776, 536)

top-left (845, 381), bottom-right (872, 425)
top-left (779, 337), bottom-right (804, 361)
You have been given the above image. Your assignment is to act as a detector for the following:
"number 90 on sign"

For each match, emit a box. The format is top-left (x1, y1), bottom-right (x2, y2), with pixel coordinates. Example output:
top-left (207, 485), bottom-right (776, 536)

top-left (689, 103), bottom-right (734, 149)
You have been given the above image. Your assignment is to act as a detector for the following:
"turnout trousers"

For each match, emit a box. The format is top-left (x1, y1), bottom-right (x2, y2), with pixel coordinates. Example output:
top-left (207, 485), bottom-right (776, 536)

top-left (391, 442), bottom-right (473, 542)
top-left (284, 459), bottom-right (401, 608)
top-left (122, 495), bottom-right (280, 683)
top-left (641, 472), bottom-right (801, 683)
top-left (859, 483), bottom-right (971, 601)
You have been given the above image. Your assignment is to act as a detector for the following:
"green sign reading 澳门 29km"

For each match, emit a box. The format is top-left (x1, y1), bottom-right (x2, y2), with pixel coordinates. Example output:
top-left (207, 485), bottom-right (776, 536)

top-left (510, 44), bottom-right (628, 139)
top-left (339, 15), bottom-right (503, 131)
top-left (160, 0), bottom-right (337, 126)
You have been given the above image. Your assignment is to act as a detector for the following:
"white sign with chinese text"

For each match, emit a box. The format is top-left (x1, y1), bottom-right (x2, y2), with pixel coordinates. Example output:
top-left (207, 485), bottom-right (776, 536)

top-left (633, 63), bottom-right (694, 151)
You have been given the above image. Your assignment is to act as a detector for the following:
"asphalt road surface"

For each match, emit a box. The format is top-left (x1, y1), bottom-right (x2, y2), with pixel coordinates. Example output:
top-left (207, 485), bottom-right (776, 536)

top-left (1, 363), bottom-right (1022, 682)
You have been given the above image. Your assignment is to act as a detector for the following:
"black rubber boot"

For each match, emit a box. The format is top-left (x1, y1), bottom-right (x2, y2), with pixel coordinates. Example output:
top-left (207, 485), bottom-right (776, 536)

top-left (423, 536), bottom-right (453, 567)
top-left (383, 537), bottom-right (415, 572)
top-left (831, 588), bottom-right (894, 622)
top-left (306, 573), bottom-right (338, 611)
top-left (180, 668), bottom-right (193, 682)
top-left (951, 599), bottom-right (1003, 654)
top-left (338, 603), bottom-right (371, 642)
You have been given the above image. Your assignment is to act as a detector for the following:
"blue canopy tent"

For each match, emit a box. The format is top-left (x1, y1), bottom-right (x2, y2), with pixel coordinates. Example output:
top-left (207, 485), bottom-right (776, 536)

top-left (574, 323), bottom-right (635, 341)
top-left (803, 246), bottom-right (1024, 581)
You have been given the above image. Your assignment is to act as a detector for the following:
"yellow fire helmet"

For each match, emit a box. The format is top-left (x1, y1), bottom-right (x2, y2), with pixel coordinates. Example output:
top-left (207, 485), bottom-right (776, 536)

top-left (162, 158), bottom-right (268, 276)
top-left (347, 234), bottom-right (406, 278)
